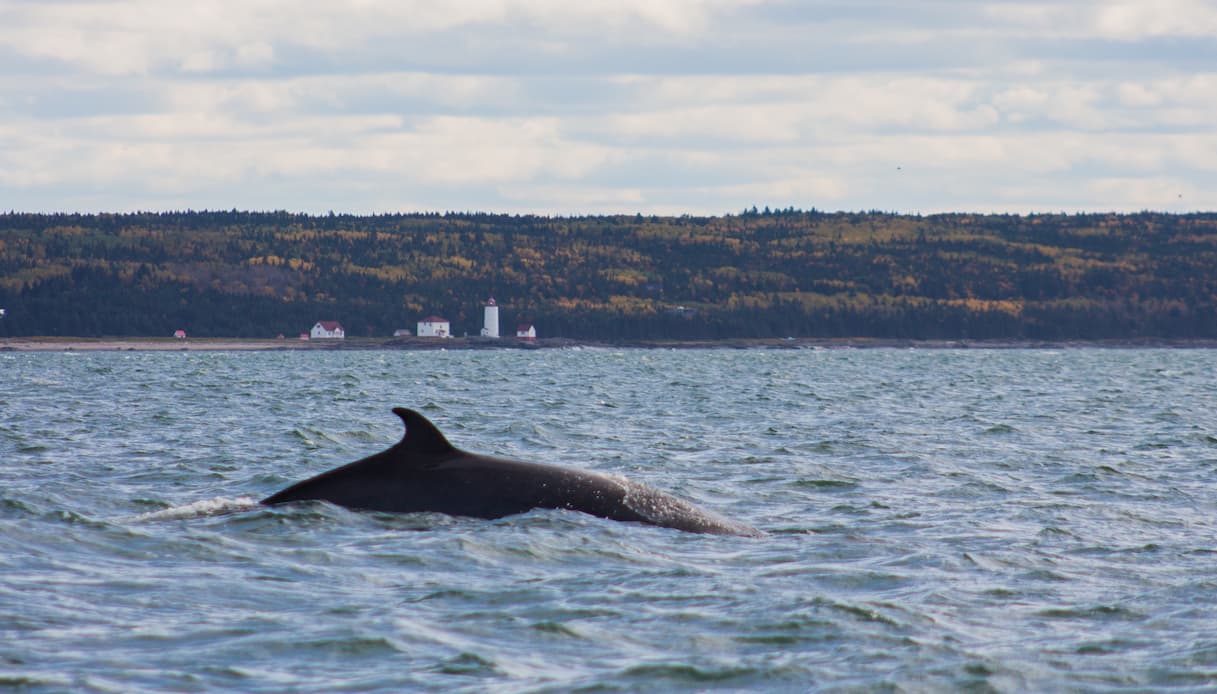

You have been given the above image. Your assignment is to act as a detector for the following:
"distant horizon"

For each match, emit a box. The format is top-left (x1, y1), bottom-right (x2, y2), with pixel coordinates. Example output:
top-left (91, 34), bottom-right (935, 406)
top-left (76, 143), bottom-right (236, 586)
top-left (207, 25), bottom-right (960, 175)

top-left (4, 207), bottom-right (1216, 219)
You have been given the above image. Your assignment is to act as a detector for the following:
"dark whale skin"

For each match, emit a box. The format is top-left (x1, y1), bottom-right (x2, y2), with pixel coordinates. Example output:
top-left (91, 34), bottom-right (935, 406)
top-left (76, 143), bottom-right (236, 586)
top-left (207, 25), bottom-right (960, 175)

top-left (262, 408), bottom-right (763, 537)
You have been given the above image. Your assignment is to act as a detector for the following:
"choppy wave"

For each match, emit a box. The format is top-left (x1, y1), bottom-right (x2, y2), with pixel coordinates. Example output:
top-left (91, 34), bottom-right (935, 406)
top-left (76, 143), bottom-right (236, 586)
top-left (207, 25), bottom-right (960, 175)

top-left (2, 348), bottom-right (1217, 691)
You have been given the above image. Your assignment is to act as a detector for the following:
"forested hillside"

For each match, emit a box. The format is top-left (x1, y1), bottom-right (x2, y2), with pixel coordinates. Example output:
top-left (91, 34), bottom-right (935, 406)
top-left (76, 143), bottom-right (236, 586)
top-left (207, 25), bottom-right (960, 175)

top-left (1, 210), bottom-right (1215, 340)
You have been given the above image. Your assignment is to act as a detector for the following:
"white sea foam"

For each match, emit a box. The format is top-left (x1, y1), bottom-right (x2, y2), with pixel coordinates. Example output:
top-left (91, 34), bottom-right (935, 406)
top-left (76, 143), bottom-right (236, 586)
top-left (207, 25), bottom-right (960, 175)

top-left (132, 496), bottom-right (261, 522)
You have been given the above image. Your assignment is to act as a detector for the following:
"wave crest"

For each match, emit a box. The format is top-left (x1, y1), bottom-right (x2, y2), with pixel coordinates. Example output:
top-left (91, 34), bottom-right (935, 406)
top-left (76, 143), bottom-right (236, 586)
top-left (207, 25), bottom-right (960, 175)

top-left (133, 496), bottom-right (260, 521)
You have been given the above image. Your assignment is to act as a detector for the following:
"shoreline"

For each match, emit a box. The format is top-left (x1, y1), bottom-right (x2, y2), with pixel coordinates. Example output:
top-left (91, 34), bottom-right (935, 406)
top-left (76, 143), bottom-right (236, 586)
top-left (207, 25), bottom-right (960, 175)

top-left (3, 336), bottom-right (1217, 352)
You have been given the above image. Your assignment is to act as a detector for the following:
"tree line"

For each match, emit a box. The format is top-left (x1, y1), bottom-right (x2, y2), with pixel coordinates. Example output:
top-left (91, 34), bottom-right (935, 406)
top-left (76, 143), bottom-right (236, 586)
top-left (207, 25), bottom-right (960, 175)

top-left (1, 209), bottom-right (1215, 340)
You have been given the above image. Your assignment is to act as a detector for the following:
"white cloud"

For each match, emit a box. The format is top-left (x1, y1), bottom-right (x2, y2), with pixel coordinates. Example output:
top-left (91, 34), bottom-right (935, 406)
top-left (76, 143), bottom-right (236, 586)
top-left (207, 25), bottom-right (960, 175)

top-left (376, 115), bottom-right (619, 184)
top-left (1092, 0), bottom-right (1217, 40)
top-left (0, 0), bottom-right (1214, 214)
top-left (982, 0), bottom-right (1217, 41)
top-left (0, 0), bottom-right (759, 76)
top-left (1088, 177), bottom-right (1194, 208)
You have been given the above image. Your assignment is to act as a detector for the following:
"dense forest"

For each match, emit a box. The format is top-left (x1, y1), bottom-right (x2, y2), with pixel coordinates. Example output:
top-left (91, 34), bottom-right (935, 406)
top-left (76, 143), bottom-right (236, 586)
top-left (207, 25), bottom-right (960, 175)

top-left (1, 209), bottom-right (1215, 340)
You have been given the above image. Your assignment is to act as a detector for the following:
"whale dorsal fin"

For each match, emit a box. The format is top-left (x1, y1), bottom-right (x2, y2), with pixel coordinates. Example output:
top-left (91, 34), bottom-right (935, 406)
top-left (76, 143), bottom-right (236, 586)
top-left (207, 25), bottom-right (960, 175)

top-left (392, 407), bottom-right (456, 456)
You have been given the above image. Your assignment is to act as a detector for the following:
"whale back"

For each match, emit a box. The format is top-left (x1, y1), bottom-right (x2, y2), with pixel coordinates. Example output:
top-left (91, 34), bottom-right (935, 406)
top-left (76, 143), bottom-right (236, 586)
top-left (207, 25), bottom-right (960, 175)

top-left (262, 408), bottom-right (763, 537)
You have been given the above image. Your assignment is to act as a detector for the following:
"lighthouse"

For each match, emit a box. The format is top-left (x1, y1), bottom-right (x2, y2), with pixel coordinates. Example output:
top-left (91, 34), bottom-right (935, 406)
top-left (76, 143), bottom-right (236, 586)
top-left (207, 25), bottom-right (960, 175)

top-left (480, 297), bottom-right (500, 338)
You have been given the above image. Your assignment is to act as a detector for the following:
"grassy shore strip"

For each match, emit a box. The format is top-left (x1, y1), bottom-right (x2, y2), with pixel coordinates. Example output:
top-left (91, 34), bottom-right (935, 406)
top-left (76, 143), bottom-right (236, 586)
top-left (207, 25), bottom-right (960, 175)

top-left (3, 336), bottom-right (1217, 352)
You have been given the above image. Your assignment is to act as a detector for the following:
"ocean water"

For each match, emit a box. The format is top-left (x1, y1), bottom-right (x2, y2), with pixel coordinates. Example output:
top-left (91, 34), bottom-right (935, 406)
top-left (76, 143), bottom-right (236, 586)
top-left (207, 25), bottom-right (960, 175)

top-left (2, 347), bottom-right (1216, 692)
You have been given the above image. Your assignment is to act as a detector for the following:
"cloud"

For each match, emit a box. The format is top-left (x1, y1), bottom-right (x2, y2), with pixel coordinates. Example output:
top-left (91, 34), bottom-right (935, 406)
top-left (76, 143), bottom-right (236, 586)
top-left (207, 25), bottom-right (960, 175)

top-left (0, 0), bottom-right (1213, 214)
top-left (983, 0), bottom-right (1217, 41)
top-left (0, 0), bottom-right (758, 76)
top-left (1091, 0), bottom-right (1217, 40)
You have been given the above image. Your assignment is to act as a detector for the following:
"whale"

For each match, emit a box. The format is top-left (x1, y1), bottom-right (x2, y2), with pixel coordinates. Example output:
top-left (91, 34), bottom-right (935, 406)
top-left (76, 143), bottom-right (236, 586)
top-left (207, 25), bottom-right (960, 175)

top-left (262, 408), bottom-right (763, 537)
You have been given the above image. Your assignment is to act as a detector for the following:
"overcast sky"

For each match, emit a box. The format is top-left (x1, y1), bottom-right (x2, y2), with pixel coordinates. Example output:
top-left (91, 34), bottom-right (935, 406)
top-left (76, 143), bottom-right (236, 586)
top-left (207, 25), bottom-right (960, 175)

top-left (1, 0), bottom-right (1214, 216)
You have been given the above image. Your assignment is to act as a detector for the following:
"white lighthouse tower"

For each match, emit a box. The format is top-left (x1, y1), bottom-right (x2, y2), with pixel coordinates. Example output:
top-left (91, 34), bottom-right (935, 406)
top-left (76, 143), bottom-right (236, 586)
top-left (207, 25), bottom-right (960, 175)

top-left (480, 297), bottom-right (500, 338)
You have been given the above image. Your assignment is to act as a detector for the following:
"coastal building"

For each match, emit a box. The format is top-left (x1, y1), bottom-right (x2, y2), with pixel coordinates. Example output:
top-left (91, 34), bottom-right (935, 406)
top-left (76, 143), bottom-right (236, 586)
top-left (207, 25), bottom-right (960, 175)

top-left (516, 323), bottom-right (536, 341)
top-left (173, 330), bottom-right (187, 339)
top-left (310, 321), bottom-right (345, 339)
top-left (393, 328), bottom-right (413, 337)
top-left (666, 305), bottom-right (698, 318)
top-left (481, 297), bottom-right (500, 338)
top-left (417, 316), bottom-right (451, 338)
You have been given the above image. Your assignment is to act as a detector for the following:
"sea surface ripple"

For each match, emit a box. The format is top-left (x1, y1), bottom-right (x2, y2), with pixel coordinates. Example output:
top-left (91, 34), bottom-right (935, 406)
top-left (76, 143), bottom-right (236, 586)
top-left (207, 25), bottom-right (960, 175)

top-left (2, 348), bottom-right (1216, 692)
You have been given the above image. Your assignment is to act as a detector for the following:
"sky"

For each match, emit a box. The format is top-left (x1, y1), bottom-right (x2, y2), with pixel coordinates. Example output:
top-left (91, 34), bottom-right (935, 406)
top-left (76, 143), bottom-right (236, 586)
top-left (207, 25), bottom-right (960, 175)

top-left (1, 0), bottom-right (1215, 216)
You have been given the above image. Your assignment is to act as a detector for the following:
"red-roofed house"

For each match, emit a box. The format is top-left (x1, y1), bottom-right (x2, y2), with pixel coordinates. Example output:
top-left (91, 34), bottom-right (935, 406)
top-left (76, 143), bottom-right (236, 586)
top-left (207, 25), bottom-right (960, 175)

top-left (310, 321), bottom-right (345, 339)
top-left (516, 323), bottom-right (536, 341)
top-left (417, 316), bottom-right (451, 338)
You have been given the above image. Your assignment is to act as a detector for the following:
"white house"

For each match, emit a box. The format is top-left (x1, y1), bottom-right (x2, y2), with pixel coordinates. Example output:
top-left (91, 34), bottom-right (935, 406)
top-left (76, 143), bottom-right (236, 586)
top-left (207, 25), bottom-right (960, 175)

top-left (516, 323), bottom-right (536, 340)
top-left (417, 315), bottom-right (451, 338)
top-left (310, 321), bottom-right (345, 339)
